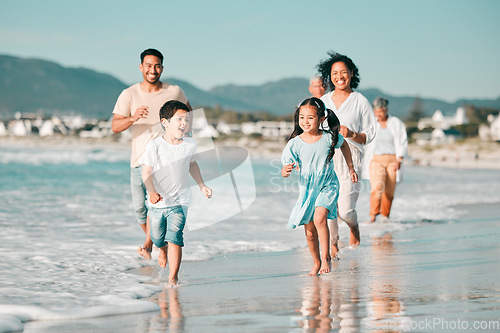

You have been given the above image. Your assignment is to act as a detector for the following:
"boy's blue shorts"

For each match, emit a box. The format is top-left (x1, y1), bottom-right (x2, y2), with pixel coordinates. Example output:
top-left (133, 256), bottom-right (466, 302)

top-left (148, 205), bottom-right (187, 247)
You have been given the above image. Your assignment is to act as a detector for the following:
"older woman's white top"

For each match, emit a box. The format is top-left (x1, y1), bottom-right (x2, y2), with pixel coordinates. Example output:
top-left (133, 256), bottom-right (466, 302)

top-left (362, 115), bottom-right (408, 181)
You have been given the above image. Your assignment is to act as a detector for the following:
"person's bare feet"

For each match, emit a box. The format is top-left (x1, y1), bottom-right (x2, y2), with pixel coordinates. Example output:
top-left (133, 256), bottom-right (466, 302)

top-left (331, 241), bottom-right (339, 259)
top-left (370, 215), bottom-right (376, 223)
top-left (349, 226), bottom-right (360, 247)
top-left (158, 246), bottom-right (168, 268)
top-left (319, 259), bottom-right (331, 274)
top-left (137, 246), bottom-right (152, 260)
top-left (308, 262), bottom-right (321, 276)
top-left (167, 278), bottom-right (181, 288)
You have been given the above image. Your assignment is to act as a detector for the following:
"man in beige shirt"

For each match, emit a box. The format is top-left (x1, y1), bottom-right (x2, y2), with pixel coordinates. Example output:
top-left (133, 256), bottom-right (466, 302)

top-left (112, 48), bottom-right (191, 259)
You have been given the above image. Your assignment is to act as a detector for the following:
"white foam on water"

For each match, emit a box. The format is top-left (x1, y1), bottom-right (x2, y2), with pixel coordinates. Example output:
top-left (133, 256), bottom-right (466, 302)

top-left (1, 146), bottom-right (500, 331)
top-left (0, 297), bottom-right (159, 331)
top-left (0, 146), bottom-right (129, 165)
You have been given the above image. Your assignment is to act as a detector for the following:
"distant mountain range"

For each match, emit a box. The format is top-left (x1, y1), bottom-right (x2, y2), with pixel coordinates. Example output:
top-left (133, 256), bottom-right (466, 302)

top-left (1, 54), bottom-right (499, 119)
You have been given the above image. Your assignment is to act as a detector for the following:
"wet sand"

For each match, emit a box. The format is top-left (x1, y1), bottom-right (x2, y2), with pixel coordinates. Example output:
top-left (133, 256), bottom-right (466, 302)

top-left (21, 202), bottom-right (500, 332)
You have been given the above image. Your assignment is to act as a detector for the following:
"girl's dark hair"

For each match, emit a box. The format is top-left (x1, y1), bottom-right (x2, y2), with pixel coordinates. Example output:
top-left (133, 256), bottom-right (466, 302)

top-left (159, 100), bottom-right (190, 120)
top-left (316, 51), bottom-right (360, 91)
top-left (289, 97), bottom-right (340, 164)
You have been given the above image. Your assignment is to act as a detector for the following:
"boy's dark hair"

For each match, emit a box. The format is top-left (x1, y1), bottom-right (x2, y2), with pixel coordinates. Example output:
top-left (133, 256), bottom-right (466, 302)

top-left (159, 100), bottom-right (190, 121)
top-left (289, 97), bottom-right (340, 164)
top-left (316, 51), bottom-right (360, 91)
top-left (140, 48), bottom-right (164, 64)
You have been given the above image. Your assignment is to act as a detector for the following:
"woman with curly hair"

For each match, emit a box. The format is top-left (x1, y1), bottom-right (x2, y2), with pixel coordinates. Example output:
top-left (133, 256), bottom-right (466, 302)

top-left (316, 51), bottom-right (377, 257)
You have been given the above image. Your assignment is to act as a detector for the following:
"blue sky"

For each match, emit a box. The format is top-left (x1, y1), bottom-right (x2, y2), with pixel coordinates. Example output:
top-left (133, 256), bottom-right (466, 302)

top-left (1, 0), bottom-right (499, 102)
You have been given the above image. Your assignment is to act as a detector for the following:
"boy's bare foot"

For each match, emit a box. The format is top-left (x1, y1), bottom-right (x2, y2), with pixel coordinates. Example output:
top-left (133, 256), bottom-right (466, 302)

top-left (349, 226), bottom-right (360, 247)
top-left (319, 259), bottom-right (331, 274)
top-left (137, 246), bottom-right (152, 260)
top-left (158, 247), bottom-right (168, 268)
top-left (167, 278), bottom-right (181, 288)
top-left (308, 262), bottom-right (321, 276)
top-left (370, 215), bottom-right (376, 223)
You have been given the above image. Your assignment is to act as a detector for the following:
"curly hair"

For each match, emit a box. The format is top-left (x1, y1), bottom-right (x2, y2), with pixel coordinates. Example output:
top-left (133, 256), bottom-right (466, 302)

top-left (316, 51), bottom-right (360, 91)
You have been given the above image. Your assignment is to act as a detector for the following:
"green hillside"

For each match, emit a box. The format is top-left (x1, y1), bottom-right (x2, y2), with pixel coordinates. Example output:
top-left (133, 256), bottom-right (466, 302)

top-left (0, 55), bottom-right (127, 118)
top-left (1, 54), bottom-right (498, 120)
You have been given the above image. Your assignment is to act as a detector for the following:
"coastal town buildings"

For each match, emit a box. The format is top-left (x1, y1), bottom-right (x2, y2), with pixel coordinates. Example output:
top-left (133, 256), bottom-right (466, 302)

top-left (430, 128), bottom-right (462, 145)
top-left (241, 121), bottom-right (293, 138)
top-left (0, 112), bottom-right (294, 141)
top-left (417, 107), bottom-right (468, 130)
top-left (5, 107), bottom-right (498, 145)
top-left (0, 121), bottom-right (7, 136)
top-left (479, 112), bottom-right (500, 142)
top-left (413, 107), bottom-right (469, 146)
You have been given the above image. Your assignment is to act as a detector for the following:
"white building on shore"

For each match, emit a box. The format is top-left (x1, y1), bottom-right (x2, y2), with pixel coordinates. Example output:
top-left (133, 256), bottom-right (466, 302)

top-left (418, 107), bottom-right (468, 130)
top-left (0, 122), bottom-right (7, 136)
top-left (2, 112), bottom-right (294, 141)
top-left (412, 129), bottom-right (462, 146)
top-left (192, 116), bottom-right (219, 138)
top-left (479, 112), bottom-right (500, 142)
top-left (241, 121), bottom-right (293, 138)
top-left (216, 121), bottom-right (241, 135)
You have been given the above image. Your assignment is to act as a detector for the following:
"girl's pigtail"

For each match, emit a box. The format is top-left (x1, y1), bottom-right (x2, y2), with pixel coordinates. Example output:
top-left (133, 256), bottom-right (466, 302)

top-left (325, 108), bottom-right (340, 164)
top-left (288, 106), bottom-right (302, 140)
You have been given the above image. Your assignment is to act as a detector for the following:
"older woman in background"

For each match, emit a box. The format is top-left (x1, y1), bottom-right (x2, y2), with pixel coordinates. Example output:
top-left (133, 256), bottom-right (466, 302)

top-left (365, 97), bottom-right (407, 222)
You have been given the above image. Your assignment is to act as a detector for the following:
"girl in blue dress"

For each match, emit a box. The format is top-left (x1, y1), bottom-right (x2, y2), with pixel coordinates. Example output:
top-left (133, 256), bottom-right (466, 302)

top-left (281, 97), bottom-right (358, 275)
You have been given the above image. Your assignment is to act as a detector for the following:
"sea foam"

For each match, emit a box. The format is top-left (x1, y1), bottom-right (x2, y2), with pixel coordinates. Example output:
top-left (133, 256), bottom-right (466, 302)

top-left (1, 145), bottom-right (499, 331)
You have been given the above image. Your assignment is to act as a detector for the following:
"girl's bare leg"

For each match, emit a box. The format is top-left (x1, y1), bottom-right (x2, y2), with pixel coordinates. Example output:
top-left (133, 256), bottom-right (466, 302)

top-left (314, 207), bottom-right (331, 274)
top-left (304, 222), bottom-right (321, 276)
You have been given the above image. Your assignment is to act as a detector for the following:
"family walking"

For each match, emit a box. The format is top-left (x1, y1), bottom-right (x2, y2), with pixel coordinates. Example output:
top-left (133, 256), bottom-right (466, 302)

top-left (282, 52), bottom-right (407, 275)
top-left (113, 48), bottom-right (407, 281)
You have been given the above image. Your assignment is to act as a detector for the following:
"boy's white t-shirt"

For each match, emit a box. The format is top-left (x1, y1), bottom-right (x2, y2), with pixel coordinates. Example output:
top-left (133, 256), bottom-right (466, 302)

top-left (141, 136), bottom-right (197, 208)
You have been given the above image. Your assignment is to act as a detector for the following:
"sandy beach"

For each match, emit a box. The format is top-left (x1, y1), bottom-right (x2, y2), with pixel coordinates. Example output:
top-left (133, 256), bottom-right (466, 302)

top-left (1, 136), bottom-right (500, 332)
top-left (14, 201), bottom-right (499, 332)
top-left (407, 140), bottom-right (500, 170)
top-left (200, 136), bottom-right (500, 171)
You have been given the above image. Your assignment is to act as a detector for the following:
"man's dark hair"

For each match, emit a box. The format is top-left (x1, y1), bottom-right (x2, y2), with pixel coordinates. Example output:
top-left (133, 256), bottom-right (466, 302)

top-left (140, 48), bottom-right (164, 64)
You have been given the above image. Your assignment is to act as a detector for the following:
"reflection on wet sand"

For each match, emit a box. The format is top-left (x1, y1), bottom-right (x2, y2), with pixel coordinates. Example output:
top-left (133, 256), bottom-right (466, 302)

top-left (296, 276), bottom-right (333, 331)
top-left (294, 234), bottom-right (413, 332)
top-left (295, 259), bottom-right (362, 332)
top-left (149, 287), bottom-right (184, 332)
top-left (365, 233), bottom-right (411, 332)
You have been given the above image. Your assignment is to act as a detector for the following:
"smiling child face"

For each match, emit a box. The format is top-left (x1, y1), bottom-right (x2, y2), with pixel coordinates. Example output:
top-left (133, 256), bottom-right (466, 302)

top-left (299, 105), bottom-right (324, 135)
top-left (162, 109), bottom-right (189, 140)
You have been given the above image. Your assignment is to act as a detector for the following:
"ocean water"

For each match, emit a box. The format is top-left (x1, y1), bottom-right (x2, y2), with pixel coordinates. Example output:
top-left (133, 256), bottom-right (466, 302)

top-left (0, 143), bottom-right (499, 332)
